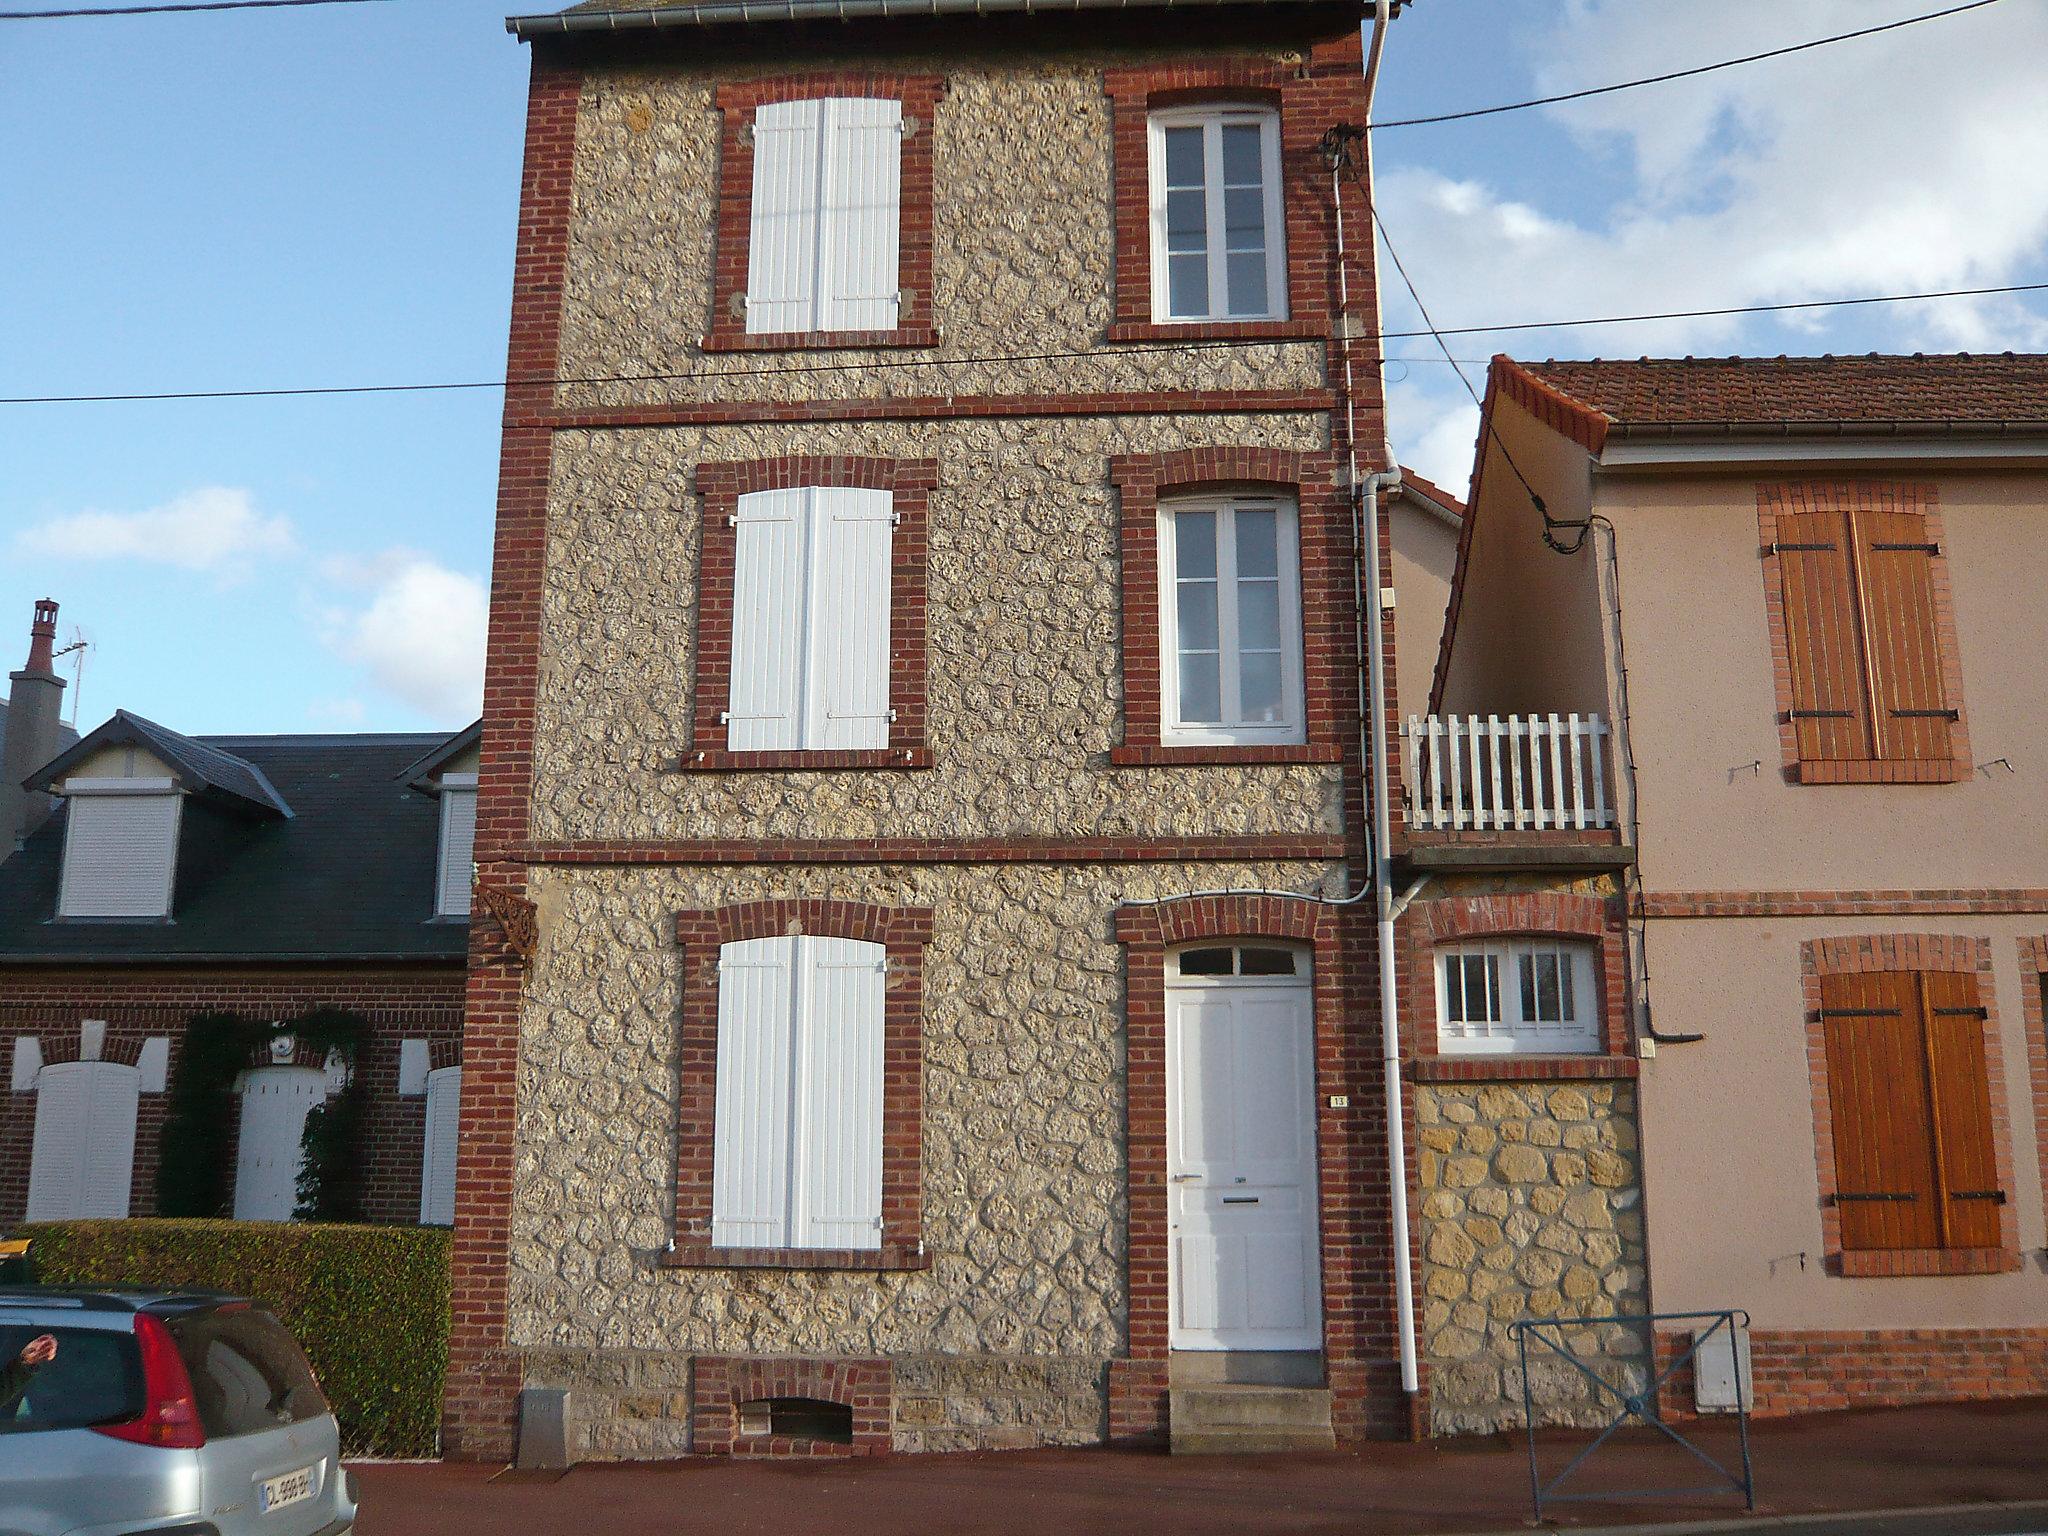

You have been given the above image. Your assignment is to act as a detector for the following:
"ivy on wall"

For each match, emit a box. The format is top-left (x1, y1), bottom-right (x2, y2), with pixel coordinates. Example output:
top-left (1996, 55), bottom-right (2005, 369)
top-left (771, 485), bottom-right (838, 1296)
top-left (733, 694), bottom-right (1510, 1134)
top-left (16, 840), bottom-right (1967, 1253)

top-left (155, 1008), bottom-right (370, 1221)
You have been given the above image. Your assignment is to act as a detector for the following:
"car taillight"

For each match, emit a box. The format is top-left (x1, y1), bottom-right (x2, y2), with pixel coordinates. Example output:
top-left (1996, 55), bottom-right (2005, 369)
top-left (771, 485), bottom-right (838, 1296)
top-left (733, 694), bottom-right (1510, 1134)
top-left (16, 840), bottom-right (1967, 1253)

top-left (93, 1313), bottom-right (205, 1450)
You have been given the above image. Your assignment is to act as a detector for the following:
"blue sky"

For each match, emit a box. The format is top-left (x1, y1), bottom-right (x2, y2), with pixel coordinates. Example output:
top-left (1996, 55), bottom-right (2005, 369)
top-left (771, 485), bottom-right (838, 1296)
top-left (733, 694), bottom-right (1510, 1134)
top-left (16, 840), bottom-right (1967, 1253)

top-left (3, 0), bottom-right (2043, 735)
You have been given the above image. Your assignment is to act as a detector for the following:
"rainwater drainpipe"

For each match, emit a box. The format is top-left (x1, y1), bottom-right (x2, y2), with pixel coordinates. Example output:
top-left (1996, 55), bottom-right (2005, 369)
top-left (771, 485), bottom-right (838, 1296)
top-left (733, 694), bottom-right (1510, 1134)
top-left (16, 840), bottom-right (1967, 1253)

top-left (1349, 0), bottom-right (1420, 1399)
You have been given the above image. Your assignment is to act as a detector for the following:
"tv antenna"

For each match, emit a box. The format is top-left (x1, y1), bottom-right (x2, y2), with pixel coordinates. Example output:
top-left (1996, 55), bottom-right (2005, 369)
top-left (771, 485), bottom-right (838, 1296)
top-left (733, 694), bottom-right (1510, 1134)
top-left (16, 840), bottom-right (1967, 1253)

top-left (53, 628), bottom-right (89, 729)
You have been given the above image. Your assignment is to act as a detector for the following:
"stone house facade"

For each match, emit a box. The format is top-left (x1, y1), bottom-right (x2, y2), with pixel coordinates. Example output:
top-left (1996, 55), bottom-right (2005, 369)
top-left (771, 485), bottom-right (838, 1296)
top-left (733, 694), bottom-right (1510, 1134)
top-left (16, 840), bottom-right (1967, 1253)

top-left (1413, 353), bottom-right (2048, 1431)
top-left (445, 0), bottom-right (1414, 1460)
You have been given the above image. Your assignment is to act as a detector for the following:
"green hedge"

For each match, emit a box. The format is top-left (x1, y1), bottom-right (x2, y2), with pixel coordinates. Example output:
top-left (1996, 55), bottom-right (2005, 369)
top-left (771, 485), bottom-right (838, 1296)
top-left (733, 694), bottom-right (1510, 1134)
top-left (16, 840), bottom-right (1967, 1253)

top-left (21, 1219), bottom-right (450, 1457)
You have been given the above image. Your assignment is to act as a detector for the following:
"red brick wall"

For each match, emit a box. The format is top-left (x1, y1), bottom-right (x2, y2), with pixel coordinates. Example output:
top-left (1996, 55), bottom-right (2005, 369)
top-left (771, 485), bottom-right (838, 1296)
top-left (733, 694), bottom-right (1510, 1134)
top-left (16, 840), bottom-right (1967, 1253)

top-left (690, 1357), bottom-right (894, 1456)
top-left (1655, 1325), bottom-right (2048, 1418)
top-left (0, 966), bottom-right (462, 1224)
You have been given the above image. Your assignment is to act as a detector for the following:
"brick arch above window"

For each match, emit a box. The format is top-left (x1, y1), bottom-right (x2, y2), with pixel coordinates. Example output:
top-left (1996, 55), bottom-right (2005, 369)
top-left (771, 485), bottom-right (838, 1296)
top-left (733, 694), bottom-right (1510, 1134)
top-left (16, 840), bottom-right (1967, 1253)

top-left (1110, 446), bottom-right (1349, 766)
top-left (1113, 891), bottom-right (1336, 949)
top-left (686, 456), bottom-right (934, 773)
top-left (675, 896), bottom-right (935, 950)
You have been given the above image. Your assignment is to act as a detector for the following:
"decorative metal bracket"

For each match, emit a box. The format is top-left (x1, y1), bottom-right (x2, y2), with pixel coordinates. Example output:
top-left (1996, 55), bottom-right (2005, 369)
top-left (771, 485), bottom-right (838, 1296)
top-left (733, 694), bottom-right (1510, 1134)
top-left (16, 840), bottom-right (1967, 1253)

top-left (479, 883), bottom-right (539, 969)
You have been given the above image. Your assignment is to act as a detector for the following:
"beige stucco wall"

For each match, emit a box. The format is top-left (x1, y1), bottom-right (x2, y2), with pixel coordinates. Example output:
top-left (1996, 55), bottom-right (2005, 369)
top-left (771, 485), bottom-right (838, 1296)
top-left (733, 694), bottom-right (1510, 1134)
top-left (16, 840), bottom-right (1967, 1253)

top-left (535, 415), bottom-right (1344, 844)
top-left (1638, 914), bottom-right (2046, 1330)
top-left (1389, 497), bottom-right (1459, 728)
top-left (60, 744), bottom-right (174, 784)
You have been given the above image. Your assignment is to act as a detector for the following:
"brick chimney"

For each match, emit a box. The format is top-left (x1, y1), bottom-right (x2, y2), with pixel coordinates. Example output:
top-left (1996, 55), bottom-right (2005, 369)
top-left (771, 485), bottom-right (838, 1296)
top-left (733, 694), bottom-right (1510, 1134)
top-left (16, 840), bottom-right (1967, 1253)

top-left (2, 599), bottom-right (68, 848)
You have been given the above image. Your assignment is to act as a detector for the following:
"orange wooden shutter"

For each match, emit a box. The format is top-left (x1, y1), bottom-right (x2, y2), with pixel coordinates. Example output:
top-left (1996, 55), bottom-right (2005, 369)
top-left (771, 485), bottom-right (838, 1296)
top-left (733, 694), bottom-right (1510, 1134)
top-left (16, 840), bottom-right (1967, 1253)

top-left (1775, 509), bottom-right (1870, 762)
top-left (1853, 508), bottom-right (1953, 764)
top-left (1921, 970), bottom-right (2002, 1249)
top-left (1820, 971), bottom-right (1940, 1251)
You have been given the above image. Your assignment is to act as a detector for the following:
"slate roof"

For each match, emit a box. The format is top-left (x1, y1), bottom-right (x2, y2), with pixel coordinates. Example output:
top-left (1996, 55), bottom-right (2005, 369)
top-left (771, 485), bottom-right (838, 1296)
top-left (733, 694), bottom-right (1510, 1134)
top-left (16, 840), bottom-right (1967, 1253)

top-left (0, 732), bottom-right (468, 964)
top-left (30, 711), bottom-right (292, 817)
top-left (1514, 353), bottom-right (2048, 435)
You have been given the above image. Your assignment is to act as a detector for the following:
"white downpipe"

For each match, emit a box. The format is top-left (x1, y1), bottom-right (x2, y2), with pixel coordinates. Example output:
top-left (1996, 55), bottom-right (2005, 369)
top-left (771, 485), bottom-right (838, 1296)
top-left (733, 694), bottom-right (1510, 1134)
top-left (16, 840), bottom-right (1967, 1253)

top-left (1351, 0), bottom-right (1420, 1397)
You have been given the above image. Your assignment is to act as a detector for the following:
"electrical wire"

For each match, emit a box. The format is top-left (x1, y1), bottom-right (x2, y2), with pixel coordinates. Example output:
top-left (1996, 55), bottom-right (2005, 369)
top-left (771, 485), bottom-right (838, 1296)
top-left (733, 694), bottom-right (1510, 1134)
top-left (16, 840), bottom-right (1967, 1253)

top-left (0, 0), bottom-right (384, 18)
top-left (1374, 0), bottom-right (2008, 130)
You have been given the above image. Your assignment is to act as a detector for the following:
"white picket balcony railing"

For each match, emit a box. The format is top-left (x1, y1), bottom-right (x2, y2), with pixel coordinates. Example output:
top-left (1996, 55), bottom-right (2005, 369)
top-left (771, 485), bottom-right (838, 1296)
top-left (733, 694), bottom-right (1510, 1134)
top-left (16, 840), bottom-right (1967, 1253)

top-left (1405, 713), bottom-right (1614, 832)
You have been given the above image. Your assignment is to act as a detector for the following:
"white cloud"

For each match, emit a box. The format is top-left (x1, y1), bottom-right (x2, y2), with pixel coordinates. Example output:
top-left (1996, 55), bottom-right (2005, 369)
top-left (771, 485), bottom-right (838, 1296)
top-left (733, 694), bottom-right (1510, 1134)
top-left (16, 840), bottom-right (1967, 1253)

top-left (306, 697), bottom-right (369, 728)
top-left (16, 486), bottom-right (296, 579)
top-left (1377, 0), bottom-right (2048, 475)
top-left (321, 551), bottom-right (487, 722)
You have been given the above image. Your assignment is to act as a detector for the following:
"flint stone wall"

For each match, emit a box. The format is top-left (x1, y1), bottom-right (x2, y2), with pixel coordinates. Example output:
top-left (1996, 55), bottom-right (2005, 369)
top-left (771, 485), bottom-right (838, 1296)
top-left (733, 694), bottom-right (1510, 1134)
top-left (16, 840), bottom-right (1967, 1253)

top-left (505, 859), bottom-right (1341, 1451)
top-left (534, 415), bottom-right (1344, 844)
top-left (1416, 1081), bottom-right (1651, 1434)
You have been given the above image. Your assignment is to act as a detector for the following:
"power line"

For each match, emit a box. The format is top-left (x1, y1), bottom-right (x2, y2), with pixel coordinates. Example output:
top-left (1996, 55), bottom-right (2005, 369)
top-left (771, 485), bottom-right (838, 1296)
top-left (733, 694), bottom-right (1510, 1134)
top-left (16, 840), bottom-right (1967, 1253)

top-left (0, 0), bottom-right (383, 18)
top-left (3, 280), bottom-right (2042, 406)
top-left (1376, 0), bottom-right (2007, 129)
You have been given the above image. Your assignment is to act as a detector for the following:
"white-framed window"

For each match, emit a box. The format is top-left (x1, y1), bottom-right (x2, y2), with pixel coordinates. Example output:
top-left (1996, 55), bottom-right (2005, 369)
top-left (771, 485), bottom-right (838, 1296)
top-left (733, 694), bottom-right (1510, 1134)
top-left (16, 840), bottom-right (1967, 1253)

top-left (746, 96), bottom-right (903, 335)
top-left (712, 935), bottom-right (886, 1251)
top-left (726, 486), bottom-right (894, 752)
top-left (1147, 105), bottom-right (1287, 324)
top-left (56, 780), bottom-right (181, 920)
top-left (1169, 943), bottom-right (1306, 980)
top-left (436, 773), bottom-right (478, 918)
top-left (1436, 939), bottom-right (1601, 1056)
top-left (1158, 496), bottom-right (1305, 745)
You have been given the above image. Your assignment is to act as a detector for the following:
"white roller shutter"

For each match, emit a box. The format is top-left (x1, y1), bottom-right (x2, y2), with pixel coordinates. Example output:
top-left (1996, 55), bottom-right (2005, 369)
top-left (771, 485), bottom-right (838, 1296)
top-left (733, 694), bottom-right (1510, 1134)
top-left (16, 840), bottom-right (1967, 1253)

top-left (810, 488), bottom-right (895, 750)
top-left (793, 937), bottom-right (886, 1250)
top-left (726, 488), bottom-right (809, 751)
top-left (27, 1060), bottom-right (138, 1220)
top-left (58, 791), bottom-right (181, 919)
top-left (436, 784), bottom-right (477, 918)
top-left (744, 97), bottom-right (901, 335)
top-left (711, 935), bottom-right (885, 1250)
top-left (420, 1066), bottom-right (462, 1227)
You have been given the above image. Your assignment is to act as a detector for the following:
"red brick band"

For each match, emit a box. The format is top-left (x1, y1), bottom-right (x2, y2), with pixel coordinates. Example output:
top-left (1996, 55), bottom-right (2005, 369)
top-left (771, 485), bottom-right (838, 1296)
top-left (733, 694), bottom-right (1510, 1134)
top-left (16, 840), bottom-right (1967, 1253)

top-left (496, 835), bottom-right (1351, 865)
top-left (1656, 1326), bottom-right (2048, 1419)
top-left (517, 387), bottom-right (1335, 431)
top-left (1643, 889), bottom-right (2048, 918)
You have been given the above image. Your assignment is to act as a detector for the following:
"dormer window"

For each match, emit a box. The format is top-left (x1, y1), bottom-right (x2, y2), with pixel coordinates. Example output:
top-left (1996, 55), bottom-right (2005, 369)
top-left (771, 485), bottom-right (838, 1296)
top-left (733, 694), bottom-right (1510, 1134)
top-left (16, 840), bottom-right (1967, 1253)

top-left (436, 773), bottom-right (477, 918)
top-left (58, 779), bottom-right (181, 920)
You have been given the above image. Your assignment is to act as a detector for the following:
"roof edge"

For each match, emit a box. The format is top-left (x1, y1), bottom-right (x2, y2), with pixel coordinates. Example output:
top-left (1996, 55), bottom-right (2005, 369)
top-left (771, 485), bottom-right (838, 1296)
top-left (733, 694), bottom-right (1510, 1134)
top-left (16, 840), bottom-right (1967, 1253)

top-left (510, 0), bottom-right (1367, 37)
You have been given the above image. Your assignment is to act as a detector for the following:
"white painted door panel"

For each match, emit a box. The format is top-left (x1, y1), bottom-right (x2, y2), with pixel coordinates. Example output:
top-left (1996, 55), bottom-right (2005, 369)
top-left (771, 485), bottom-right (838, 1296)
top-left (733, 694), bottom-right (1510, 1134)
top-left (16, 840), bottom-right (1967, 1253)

top-left (1167, 982), bottom-right (1320, 1350)
top-left (234, 1066), bottom-right (326, 1222)
top-left (27, 1060), bottom-right (138, 1220)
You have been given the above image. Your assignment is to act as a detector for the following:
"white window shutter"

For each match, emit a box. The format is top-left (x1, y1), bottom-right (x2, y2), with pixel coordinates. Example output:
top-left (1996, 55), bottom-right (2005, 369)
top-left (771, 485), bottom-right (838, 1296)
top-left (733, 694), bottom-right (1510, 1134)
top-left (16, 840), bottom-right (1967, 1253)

top-left (26, 1061), bottom-right (89, 1220)
top-left (818, 98), bottom-right (902, 332)
top-left (726, 488), bottom-right (811, 751)
top-left (808, 488), bottom-right (895, 750)
top-left (793, 937), bottom-right (886, 1250)
top-left (58, 792), bottom-right (181, 919)
top-left (712, 937), bottom-right (799, 1247)
top-left (437, 788), bottom-right (477, 917)
top-left (745, 100), bottom-right (824, 335)
top-left (82, 1065), bottom-right (139, 1218)
top-left (420, 1065), bottom-right (462, 1227)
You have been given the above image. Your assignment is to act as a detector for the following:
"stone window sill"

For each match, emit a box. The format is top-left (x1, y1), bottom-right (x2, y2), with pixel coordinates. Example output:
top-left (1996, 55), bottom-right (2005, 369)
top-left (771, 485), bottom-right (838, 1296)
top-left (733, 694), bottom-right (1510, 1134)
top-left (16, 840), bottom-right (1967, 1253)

top-left (674, 749), bottom-right (933, 772)
top-left (659, 1244), bottom-right (930, 1272)
top-left (699, 328), bottom-right (940, 353)
top-left (1832, 1246), bottom-right (2018, 1278)
top-left (1110, 743), bottom-right (1342, 767)
top-left (1409, 1056), bottom-right (1641, 1082)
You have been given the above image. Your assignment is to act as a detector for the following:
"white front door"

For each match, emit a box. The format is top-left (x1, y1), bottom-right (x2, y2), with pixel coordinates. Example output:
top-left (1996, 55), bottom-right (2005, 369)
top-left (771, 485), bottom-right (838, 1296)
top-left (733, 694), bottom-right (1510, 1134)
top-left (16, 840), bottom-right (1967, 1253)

top-left (234, 1066), bottom-right (326, 1221)
top-left (1166, 969), bottom-right (1322, 1351)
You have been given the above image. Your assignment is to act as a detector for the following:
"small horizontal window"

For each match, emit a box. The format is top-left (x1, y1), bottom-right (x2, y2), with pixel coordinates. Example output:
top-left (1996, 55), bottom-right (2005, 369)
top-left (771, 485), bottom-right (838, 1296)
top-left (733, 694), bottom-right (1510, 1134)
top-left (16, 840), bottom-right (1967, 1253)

top-left (1171, 944), bottom-right (1303, 979)
top-left (1436, 939), bottom-right (1599, 1055)
top-left (737, 1396), bottom-right (853, 1444)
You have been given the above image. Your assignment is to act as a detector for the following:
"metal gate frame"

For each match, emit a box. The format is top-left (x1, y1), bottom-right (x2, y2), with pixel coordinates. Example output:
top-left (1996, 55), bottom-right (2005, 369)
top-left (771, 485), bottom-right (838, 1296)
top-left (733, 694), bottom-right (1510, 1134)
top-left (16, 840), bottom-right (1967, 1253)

top-left (1508, 1308), bottom-right (1755, 1521)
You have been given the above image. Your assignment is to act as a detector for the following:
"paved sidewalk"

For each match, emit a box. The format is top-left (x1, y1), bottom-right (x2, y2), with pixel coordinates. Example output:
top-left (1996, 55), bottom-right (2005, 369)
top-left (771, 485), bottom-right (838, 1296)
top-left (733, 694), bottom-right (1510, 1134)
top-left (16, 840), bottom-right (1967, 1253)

top-left (350, 1397), bottom-right (2048, 1535)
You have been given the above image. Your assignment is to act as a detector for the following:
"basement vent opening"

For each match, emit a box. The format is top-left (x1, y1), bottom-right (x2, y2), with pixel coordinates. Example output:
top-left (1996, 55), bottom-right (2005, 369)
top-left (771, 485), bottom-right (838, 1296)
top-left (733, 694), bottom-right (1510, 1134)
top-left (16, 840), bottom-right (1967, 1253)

top-left (736, 1396), bottom-right (854, 1445)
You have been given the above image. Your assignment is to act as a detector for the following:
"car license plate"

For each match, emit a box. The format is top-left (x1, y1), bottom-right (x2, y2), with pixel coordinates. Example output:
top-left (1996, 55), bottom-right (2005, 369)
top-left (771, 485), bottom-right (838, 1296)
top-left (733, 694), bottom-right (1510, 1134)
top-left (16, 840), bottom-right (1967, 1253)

top-left (259, 1465), bottom-right (317, 1514)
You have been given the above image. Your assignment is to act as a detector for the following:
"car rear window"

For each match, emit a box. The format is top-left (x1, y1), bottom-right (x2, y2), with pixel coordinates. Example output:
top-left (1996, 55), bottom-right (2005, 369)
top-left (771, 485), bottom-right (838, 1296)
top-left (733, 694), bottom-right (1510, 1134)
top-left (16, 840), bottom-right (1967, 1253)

top-left (166, 1307), bottom-right (328, 1439)
top-left (0, 1323), bottom-right (144, 1435)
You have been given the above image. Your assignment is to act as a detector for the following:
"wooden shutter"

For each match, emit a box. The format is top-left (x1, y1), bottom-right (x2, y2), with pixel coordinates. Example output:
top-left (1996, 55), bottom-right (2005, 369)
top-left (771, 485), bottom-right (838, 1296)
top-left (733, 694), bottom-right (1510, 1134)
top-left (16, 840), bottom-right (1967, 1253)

top-left (1854, 509), bottom-right (1953, 763)
top-left (793, 937), bottom-right (887, 1250)
top-left (58, 791), bottom-right (181, 919)
top-left (712, 937), bottom-right (799, 1247)
top-left (437, 787), bottom-right (477, 917)
top-left (1774, 510), bottom-right (1870, 763)
top-left (726, 488), bottom-right (810, 751)
top-left (420, 1065), bottom-right (462, 1227)
top-left (82, 1064), bottom-right (139, 1219)
top-left (1922, 970), bottom-right (2002, 1249)
top-left (26, 1060), bottom-right (90, 1220)
top-left (817, 98), bottom-right (902, 333)
top-left (808, 488), bottom-right (895, 750)
top-left (745, 100), bottom-right (824, 335)
top-left (1820, 972), bottom-right (1940, 1251)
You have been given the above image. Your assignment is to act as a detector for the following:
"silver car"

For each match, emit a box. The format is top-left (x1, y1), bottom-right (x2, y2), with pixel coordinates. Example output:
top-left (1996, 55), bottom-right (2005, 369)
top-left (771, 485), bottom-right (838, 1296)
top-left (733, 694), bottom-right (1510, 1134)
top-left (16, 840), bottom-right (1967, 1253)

top-left (0, 1288), bottom-right (356, 1536)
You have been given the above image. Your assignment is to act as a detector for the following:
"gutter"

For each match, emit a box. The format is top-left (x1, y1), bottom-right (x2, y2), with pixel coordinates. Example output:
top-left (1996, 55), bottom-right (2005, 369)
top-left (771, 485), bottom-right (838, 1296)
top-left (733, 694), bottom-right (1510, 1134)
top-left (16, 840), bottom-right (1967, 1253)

top-left (1608, 417), bottom-right (2048, 441)
top-left (509, 0), bottom-right (1354, 36)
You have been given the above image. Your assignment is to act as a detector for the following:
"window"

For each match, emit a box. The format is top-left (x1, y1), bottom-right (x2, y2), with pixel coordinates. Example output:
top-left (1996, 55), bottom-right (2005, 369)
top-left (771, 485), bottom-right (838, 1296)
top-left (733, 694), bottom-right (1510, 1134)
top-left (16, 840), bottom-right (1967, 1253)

top-left (1148, 106), bottom-right (1286, 324)
top-left (25, 1060), bottom-right (139, 1219)
top-left (1436, 939), bottom-right (1599, 1055)
top-left (436, 774), bottom-right (477, 918)
top-left (1159, 496), bottom-right (1304, 745)
top-left (712, 935), bottom-right (886, 1251)
top-left (0, 1326), bottom-right (142, 1434)
top-left (166, 1308), bottom-right (328, 1439)
top-left (1767, 489), bottom-right (1963, 779)
top-left (1820, 970), bottom-right (2002, 1255)
top-left (726, 486), bottom-right (895, 752)
top-left (745, 97), bottom-right (902, 336)
top-left (57, 782), bottom-right (180, 920)
top-left (1172, 944), bottom-right (1302, 979)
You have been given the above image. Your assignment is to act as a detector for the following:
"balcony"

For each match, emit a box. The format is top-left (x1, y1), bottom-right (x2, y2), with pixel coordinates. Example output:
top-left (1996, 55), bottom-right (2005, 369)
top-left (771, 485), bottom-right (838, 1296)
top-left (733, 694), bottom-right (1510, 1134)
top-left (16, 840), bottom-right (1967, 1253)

top-left (1402, 713), bottom-right (1629, 870)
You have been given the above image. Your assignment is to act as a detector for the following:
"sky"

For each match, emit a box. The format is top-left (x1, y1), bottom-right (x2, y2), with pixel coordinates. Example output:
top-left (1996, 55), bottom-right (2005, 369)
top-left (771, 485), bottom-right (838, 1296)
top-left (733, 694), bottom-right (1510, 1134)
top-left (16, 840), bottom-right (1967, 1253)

top-left (2, 0), bottom-right (2043, 735)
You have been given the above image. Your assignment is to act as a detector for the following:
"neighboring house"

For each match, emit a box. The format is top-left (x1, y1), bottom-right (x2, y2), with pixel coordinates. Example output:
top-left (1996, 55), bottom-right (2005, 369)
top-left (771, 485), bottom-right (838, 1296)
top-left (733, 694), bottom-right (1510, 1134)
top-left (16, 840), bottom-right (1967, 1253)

top-left (1389, 467), bottom-right (1463, 726)
top-left (1410, 353), bottom-right (2048, 1432)
top-left (0, 602), bottom-right (479, 1229)
top-left (446, 0), bottom-right (1408, 1461)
